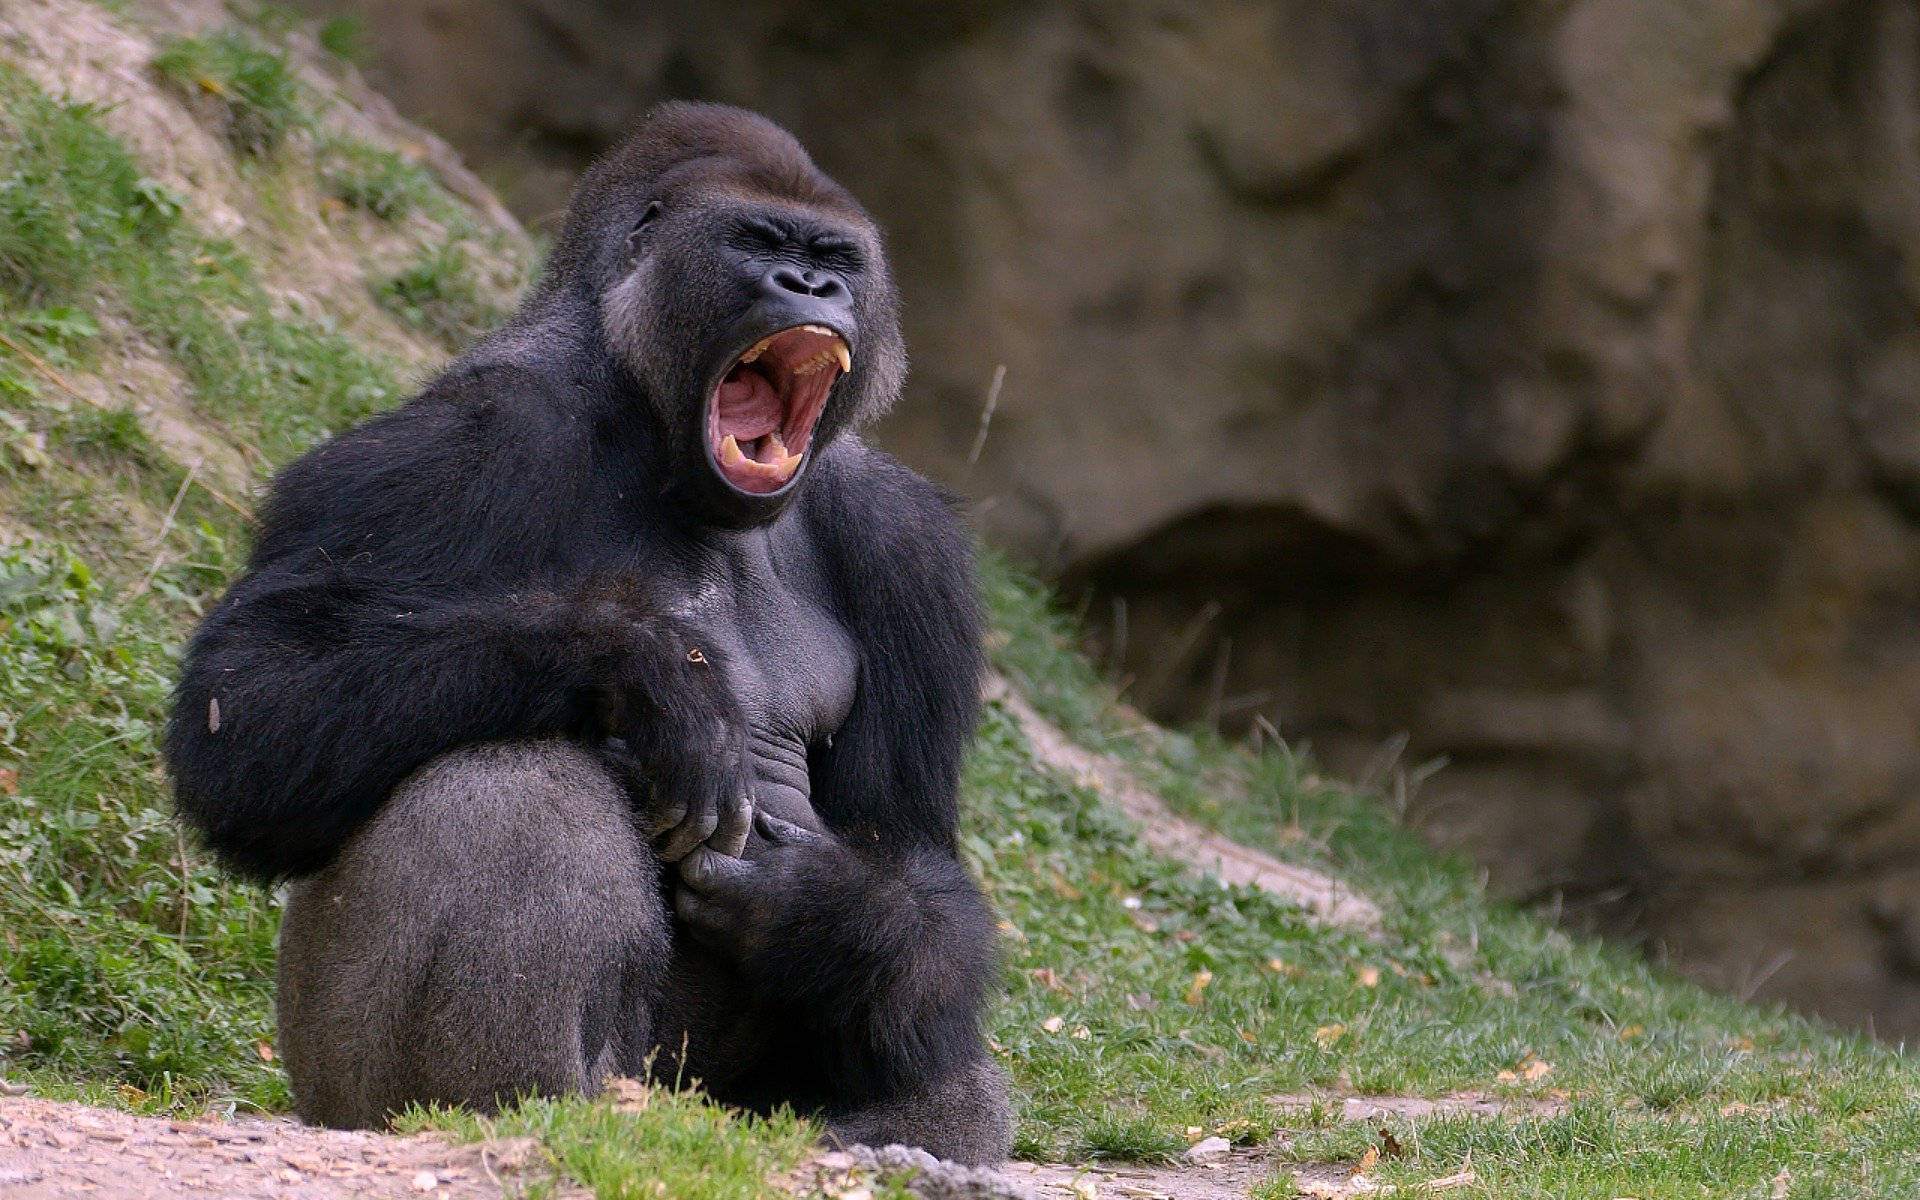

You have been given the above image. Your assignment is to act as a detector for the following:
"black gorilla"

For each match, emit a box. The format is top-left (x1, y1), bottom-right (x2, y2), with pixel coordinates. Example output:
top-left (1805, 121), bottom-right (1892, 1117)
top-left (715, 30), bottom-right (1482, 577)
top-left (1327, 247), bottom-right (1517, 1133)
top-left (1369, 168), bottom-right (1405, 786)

top-left (163, 103), bottom-right (1009, 1163)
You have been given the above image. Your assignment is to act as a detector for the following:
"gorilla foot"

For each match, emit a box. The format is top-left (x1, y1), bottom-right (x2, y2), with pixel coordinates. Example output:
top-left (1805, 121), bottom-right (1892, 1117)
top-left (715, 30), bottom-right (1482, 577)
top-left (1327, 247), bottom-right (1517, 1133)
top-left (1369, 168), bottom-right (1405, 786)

top-left (821, 1058), bottom-right (1012, 1167)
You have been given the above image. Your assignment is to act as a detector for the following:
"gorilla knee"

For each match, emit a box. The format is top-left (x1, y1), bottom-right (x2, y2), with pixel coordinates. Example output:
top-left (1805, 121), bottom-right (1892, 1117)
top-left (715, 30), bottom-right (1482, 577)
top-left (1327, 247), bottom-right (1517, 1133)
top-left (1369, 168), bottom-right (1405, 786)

top-left (277, 741), bottom-right (669, 1128)
top-left (824, 1057), bottom-right (1013, 1166)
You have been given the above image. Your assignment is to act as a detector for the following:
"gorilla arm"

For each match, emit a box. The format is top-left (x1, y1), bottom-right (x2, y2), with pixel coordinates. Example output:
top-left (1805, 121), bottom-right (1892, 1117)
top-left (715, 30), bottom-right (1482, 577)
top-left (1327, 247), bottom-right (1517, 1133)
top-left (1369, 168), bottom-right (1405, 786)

top-left (165, 374), bottom-right (750, 882)
top-left (673, 445), bottom-right (997, 1104)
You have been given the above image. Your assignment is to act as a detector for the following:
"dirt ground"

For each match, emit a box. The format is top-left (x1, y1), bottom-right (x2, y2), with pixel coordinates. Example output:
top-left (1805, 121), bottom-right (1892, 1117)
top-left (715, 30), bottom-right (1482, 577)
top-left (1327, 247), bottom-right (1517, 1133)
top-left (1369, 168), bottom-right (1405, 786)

top-left (0, 1096), bottom-right (573, 1199)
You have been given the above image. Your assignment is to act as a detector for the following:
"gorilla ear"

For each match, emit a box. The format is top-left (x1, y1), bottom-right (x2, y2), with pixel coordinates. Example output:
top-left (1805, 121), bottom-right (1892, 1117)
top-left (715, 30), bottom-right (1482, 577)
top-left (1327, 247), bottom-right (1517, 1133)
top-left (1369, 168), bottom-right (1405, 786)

top-left (626, 200), bottom-right (665, 261)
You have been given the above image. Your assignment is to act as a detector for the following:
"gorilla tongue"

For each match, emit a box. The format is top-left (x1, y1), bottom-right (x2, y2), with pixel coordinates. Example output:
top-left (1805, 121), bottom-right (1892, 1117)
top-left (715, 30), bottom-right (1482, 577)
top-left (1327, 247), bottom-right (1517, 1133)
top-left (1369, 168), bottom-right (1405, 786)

top-left (709, 324), bottom-right (847, 494)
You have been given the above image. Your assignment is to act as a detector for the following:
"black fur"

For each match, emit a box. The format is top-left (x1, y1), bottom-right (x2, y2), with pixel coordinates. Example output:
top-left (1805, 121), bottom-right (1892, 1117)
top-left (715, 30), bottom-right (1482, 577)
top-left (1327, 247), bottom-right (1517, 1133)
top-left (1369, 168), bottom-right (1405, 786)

top-left (165, 103), bottom-right (1007, 1162)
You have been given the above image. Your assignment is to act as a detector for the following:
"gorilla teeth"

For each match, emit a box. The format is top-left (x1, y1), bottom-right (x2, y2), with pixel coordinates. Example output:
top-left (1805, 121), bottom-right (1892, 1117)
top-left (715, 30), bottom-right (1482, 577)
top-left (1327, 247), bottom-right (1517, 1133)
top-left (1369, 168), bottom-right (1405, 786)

top-left (719, 433), bottom-right (803, 481)
top-left (793, 350), bottom-right (843, 377)
top-left (738, 328), bottom-right (849, 375)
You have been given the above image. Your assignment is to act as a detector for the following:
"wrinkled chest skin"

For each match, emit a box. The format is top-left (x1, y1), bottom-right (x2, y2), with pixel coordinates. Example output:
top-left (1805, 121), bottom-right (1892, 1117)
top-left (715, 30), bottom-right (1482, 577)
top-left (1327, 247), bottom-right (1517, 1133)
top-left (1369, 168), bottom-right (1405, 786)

top-left (584, 505), bottom-right (858, 839)
top-left (668, 533), bottom-right (856, 836)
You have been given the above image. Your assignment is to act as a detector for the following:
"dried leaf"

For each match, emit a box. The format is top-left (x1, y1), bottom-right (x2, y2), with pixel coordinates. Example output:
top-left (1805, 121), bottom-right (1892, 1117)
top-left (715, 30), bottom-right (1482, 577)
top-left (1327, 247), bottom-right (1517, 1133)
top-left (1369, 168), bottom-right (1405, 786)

top-left (253, 1040), bottom-right (274, 1063)
top-left (0, 768), bottom-right (16, 796)
top-left (1184, 969), bottom-right (1214, 1006)
top-left (603, 1075), bottom-right (652, 1113)
top-left (1496, 1054), bottom-right (1553, 1083)
top-left (1353, 1146), bottom-right (1379, 1177)
top-left (1028, 967), bottom-right (1069, 993)
top-left (1041, 1015), bottom-right (1066, 1034)
top-left (1355, 966), bottom-right (1381, 989)
top-left (1314, 1023), bottom-right (1348, 1049)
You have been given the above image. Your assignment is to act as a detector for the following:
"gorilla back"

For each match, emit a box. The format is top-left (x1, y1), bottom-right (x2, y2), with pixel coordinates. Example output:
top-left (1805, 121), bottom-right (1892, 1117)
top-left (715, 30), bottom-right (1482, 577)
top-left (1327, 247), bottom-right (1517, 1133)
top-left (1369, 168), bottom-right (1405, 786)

top-left (165, 104), bottom-right (1009, 1163)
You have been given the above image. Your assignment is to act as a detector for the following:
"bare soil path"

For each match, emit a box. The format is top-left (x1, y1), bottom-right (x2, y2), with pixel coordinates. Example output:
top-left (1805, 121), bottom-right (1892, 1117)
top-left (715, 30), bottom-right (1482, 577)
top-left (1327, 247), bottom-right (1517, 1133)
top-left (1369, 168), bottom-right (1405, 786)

top-left (0, 1096), bottom-right (565, 1199)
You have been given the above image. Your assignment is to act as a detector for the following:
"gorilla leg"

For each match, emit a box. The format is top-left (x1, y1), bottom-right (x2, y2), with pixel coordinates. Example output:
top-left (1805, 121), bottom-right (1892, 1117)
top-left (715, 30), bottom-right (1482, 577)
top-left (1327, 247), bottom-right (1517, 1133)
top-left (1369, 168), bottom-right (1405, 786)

top-left (823, 1057), bottom-right (1013, 1166)
top-left (277, 741), bottom-right (669, 1128)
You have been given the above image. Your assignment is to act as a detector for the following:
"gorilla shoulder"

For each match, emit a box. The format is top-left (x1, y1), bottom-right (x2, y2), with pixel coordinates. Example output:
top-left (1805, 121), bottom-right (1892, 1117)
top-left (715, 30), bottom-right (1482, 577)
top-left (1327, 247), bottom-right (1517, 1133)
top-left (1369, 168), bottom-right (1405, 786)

top-left (253, 360), bottom-right (598, 570)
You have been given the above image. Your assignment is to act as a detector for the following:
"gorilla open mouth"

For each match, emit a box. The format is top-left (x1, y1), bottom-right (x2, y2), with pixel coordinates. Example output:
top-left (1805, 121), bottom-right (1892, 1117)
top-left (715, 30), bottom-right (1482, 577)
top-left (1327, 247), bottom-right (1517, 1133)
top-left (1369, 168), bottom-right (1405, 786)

top-left (707, 324), bottom-right (850, 494)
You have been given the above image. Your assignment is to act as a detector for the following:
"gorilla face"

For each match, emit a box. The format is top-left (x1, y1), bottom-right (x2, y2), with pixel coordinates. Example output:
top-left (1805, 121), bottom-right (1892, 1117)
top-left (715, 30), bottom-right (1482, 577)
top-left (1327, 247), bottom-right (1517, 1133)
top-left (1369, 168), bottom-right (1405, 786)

top-left (588, 106), bottom-right (905, 524)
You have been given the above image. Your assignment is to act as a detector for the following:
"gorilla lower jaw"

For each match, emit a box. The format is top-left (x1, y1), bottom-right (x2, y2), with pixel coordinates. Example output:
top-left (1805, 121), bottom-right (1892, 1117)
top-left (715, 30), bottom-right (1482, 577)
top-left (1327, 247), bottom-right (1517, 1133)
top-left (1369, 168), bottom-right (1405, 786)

top-left (709, 324), bottom-right (849, 494)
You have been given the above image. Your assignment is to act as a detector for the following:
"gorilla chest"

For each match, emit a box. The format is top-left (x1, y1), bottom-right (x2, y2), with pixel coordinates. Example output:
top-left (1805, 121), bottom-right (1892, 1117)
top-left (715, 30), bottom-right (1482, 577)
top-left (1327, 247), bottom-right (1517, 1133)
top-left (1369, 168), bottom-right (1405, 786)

top-left (662, 543), bottom-right (855, 829)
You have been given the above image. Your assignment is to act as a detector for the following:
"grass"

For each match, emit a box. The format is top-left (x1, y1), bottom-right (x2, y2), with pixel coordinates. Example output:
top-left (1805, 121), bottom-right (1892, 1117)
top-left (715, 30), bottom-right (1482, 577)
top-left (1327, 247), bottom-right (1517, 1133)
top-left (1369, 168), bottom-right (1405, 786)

top-left (377, 241), bottom-right (503, 346)
top-left (396, 1086), bottom-right (821, 1200)
top-left (322, 139), bottom-right (435, 221)
top-left (152, 29), bottom-right (304, 157)
top-left (3, 7), bottom-right (1920, 1197)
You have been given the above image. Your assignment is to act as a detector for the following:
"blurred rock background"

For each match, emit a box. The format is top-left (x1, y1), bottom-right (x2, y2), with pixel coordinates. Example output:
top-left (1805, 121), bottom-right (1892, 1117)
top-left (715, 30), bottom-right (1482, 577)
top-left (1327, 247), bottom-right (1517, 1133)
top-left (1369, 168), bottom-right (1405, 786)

top-left (296, 0), bottom-right (1920, 1035)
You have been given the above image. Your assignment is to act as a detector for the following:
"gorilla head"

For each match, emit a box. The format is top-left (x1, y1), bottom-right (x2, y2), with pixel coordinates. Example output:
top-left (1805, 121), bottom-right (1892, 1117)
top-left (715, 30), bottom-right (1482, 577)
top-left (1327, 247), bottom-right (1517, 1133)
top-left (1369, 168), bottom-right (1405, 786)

top-left (555, 102), bottom-right (908, 523)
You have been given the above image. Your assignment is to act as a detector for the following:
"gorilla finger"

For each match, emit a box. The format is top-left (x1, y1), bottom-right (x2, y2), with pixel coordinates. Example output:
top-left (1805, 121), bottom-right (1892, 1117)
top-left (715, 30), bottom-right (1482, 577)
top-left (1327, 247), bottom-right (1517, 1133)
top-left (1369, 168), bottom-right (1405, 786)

top-left (709, 787), bottom-right (753, 858)
top-left (673, 887), bottom-right (734, 942)
top-left (657, 803), bottom-right (720, 862)
top-left (640, 798), bottom-right (687, 838)
top-left (754, 810), bottom-right (824, 846)
top-left (677, 845), bottom-right (757, 896)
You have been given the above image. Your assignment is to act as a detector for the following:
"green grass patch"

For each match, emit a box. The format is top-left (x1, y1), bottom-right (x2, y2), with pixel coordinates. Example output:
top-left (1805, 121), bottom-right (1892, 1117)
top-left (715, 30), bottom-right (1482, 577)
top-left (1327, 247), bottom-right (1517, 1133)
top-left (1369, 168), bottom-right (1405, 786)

top-left (0, 543), bottom-right (282, 1113)
top-left (315, 14), bottom-right (370, 66)
top-left (322, 140), bottom-right (435, 221)
top-left (398, 1083), bottom-right (819, 1200)
top-left (152, 29), bottom-right (304, 156)
top-left (376, 242), bottom-right (503, 347)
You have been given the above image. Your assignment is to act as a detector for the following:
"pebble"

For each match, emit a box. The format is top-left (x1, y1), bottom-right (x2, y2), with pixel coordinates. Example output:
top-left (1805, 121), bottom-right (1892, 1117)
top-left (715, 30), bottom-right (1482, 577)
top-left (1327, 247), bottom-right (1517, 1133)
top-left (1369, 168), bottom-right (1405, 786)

top-left (1182, 1136), bottom-right (1231, 1164)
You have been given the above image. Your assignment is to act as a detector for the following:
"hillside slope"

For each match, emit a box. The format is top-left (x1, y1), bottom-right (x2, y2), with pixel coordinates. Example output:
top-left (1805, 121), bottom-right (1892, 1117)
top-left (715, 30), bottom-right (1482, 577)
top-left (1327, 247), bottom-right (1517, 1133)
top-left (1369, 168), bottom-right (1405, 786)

top-left (1, 5), bottom-right (1918, 1199)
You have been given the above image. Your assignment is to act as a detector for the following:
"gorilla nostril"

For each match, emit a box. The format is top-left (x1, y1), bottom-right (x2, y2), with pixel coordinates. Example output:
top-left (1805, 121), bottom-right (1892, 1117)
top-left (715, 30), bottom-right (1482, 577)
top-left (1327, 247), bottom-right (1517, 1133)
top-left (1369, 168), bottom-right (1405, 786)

top-left (769, 266), bottom-right (811, 296)
top-left (766, 266), bottom-right (847, 302)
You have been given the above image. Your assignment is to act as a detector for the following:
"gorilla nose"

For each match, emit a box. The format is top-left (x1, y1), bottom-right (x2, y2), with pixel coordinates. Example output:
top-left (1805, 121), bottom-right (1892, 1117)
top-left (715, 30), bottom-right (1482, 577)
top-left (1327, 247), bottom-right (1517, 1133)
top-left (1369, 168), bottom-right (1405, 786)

top-left (764, 266), bottom-right (849, 305)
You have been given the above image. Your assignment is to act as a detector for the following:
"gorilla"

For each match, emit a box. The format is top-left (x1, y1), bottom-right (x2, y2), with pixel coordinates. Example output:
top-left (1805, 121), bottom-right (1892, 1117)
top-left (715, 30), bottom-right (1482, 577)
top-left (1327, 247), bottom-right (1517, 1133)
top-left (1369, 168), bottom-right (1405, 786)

top-left (163, 103), bottom-right (1009, 1164)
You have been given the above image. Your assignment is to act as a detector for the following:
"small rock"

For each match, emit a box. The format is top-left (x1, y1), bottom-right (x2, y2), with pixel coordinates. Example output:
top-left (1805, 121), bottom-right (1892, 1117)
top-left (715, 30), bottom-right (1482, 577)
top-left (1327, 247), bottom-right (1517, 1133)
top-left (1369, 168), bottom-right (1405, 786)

top-left (816, 1150), bottom-right (858, 1171)
top-left (1184, 1136), bottom-right (1232, 1164)
top-left (410, 1168), bottom-right (439, 1191)
top-left (0, 1079), bottom-right (27, 1097)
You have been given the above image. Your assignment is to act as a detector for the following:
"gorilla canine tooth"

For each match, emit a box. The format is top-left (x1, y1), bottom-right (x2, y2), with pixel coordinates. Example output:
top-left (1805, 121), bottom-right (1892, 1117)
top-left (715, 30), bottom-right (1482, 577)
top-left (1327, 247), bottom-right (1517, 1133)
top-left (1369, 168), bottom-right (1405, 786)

top-left (719, 434), bottom-right (749, 466)
top-left (833, 342), bottom-right (852, 372)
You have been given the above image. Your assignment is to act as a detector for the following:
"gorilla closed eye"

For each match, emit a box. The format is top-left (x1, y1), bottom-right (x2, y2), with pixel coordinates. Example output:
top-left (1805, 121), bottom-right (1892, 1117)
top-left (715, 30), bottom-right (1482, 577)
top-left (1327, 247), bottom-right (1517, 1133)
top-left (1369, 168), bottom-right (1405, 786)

top-left (728, 220), bottom-right (864, 273)
top-left (809, 238), bottom-right (864, 273)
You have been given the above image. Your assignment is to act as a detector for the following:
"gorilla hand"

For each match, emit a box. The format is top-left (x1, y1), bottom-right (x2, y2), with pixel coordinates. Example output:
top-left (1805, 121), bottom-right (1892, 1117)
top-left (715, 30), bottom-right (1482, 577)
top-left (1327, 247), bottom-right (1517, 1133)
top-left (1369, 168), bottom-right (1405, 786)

top-left (673, 812), bottom-right (831, 957)
top-left (591, 613), bottom-right (755, 861)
